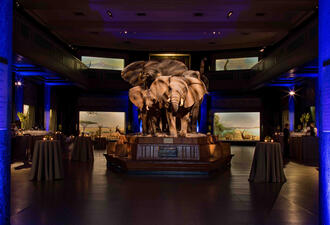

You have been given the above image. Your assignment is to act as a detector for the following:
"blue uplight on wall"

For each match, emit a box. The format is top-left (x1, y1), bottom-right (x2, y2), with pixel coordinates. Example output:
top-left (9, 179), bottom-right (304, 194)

top-left (14, 76), bottom-right (23, 120)
top-left (132, 105), bottom-right (140, 133)
top-left (44, 84), bottom-right (51, 131)
top-left (288, 88), bottom-right (295, 132)
top-left (319, 0), bottom-right (330, 224)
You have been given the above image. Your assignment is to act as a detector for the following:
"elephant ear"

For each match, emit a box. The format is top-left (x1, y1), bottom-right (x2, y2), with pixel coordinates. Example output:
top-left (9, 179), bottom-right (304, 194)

top-left (182, 70), bottom-right (200, 79)
top-left (156, 59), bottom-right (188, 76)
top-left (150, 76), bottom-right (170, 104)
top-left (121, 61), bottom-right (146, 86)
top-left (184, 77), bottom-right (207, 108)
top-left (129, 86), bottom-right (144, 110)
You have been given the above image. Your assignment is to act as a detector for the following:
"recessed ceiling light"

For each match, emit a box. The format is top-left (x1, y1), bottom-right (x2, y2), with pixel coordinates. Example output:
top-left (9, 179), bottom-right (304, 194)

top-left (193, 12), bottom-right (204, 17)
top-left (227, 10), bottom-right (233, 18)
top-left (74, 12), bottom-right (85, 16)
top-left (260, 48), bottom-right (265, 52)
top-left (124, 31), bottom-right (128, 34)
top-left (256, 13), bottom-right (265, 17)
top-left (136, 12), bottom-right (146, 16)
top-left (289, 90), bottom-right (295, 96)
top-left (218, 32), bottom-right (221, 35)
top-left (107, 10), bottom-right (113, 18)
top-left (213, 32), bottom-right (216, 35)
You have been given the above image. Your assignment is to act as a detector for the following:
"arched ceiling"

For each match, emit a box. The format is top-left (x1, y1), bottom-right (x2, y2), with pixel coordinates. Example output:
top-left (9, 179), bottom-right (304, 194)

top-left (21, 0), bottom-right (317, 51)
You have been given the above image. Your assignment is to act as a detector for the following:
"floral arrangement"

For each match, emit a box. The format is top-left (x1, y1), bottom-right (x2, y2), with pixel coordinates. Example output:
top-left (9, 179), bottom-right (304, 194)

top-left (17, 112), bottom-right (29, 130)
top-left (300, 113), bottom-right (310, 128)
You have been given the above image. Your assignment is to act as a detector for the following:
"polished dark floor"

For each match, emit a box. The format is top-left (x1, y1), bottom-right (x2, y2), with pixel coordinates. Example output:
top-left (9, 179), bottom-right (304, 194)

top-left (11, 146), bottom-right (319, 225)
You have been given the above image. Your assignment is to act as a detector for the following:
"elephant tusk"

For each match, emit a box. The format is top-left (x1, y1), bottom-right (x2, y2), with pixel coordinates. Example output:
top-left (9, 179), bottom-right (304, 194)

top-left (180, 98), bottom-right (184, 106)
top-left (146, 105), bottom-right (149, 111)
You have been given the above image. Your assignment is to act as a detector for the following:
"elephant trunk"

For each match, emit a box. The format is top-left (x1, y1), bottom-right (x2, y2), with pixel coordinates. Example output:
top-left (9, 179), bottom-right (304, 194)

top-left (171, 91), bottom-right (181, 113)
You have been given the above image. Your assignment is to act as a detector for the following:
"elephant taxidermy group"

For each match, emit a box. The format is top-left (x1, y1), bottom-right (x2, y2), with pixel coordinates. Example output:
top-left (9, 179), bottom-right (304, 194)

top-left (122, 59), bottom-right (208, 137)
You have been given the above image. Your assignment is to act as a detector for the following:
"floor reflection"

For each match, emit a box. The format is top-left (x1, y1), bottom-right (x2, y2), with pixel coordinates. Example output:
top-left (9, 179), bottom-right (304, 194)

top-left (11, 146), bottom-right (318, 225)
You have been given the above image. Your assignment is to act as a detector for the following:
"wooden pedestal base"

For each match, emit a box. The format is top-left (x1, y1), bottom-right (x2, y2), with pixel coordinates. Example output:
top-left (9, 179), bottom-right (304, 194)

top-left (104, 135), bottom-right (232, 173)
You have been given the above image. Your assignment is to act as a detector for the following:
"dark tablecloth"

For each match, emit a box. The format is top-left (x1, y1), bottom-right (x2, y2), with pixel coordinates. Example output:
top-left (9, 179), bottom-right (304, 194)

top-left (29, 140), bottom-right (64, 181)
top-left (11, 135), bottom-right (44, 162)
top-left (72, 137), bottom-right (94, 162)
top-left (93, 137), bottom-right (107, 150)
top-left (249, 142), bottom-right (286, 183)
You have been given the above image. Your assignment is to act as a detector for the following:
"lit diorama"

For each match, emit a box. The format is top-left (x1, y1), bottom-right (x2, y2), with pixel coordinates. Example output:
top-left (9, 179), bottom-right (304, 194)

top-left (104, 59), bottom-right (232, 173)
top-left (213, 112), bottom-right (260, 141)
top-left (79, 111), bottom-right (125, 140)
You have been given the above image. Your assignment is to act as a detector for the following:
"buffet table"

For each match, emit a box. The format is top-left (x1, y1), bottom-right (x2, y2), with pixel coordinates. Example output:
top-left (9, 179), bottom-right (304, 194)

top-left (249, 142), bottom-right (286, 183)
top-left (93, 137), bottom-right (107, 150)
top-left (290, 136), bottom-right (319, 164)
top-left (72, 136), bottom-right (94, 162)
top-left (11, 135), bottom-right (44, 163)
top-left (29, 140), bottom-right (64, 181)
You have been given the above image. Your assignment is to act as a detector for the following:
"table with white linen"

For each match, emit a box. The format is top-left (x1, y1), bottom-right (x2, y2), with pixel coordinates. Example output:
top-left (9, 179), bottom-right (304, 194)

top-left (29, 140), bottom-right (64, 181)
top-left (249, 142), bottom-right (286, 183)
top-left (71, 136), bottom-right (94, 162)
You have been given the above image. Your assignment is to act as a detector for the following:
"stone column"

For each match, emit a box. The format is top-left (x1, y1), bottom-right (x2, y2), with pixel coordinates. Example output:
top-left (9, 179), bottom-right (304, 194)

top-left (0, 0), bottom-right (12, 223)
top-left (319, 0), bottom-right (330, 224)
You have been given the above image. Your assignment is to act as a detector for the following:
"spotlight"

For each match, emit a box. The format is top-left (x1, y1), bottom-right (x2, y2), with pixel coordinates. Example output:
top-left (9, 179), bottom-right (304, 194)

top-left (124, 30), bottom-right (128, 34)
top-left (260, 48), bottom-right (265, 53)
top-left (213, 31), bottom-right (216, 35)
top-left (15, 81), bottom-right (22, 86)
top-left (107, 10), bottom-right (113, 18)
top-left (227, 10), bottom-right (233, 18)
top-left (289, 90), bottom-right (295, 96)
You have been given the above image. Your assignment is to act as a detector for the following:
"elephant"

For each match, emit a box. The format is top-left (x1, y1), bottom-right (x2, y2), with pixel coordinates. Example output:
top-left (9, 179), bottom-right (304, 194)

top-left (149, 76), bottom-right (207, 137)
top-left (122, 59), bottom-right (188, 89)
top-left (129, 86), bottom-right (165, 135)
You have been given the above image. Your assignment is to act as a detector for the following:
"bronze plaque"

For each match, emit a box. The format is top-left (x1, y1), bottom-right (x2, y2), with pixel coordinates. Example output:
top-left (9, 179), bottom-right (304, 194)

top-left (159, 146), bottom-right (177, 158)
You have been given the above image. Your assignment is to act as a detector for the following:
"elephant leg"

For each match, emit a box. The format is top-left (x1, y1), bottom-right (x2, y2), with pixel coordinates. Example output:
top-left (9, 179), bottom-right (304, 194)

top-left (190, 104), bottom-right (200, 133)
top-left (161, 109), bottom-right (168, 132)
top-left (150, 115), bottom-right (159, 136)
top-left (166, 110), bottom-right (177, 137)
top-left (141, 112), bottom-right (148, 135)
top-left (179, 113), bottom-right (190, 137)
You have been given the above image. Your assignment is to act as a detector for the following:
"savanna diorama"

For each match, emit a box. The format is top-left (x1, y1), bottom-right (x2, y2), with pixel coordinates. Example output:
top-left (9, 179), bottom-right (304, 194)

top-left (79, 111), bottom-right (125, 140)
top-left (213, 112), bottom-right (260, 141)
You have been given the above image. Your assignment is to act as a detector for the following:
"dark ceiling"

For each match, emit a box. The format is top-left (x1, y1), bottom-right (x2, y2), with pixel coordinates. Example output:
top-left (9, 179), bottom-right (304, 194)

top-left (20, 0), bottom-right (317, 51)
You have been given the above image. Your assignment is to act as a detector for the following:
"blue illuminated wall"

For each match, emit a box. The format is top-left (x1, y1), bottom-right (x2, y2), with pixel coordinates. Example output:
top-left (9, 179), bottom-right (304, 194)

top-left (199, 96), bottom-right (208, 133)
top-left (319, 0), bottom-right (330, 224)
top-left (289, 94), bottom-right (295, 131)
top-left (14, 76), bottom-right (23, 120)
top-left (0, 0), bottom-right (12, 224)
top-left (132, 105), bottom-right (140, 133)
top-left (44, 84), bottom-right (51, 131)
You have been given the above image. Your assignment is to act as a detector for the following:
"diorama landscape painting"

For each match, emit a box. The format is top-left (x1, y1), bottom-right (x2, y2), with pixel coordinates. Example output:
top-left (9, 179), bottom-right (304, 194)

top-left (215, 57), bottom-right (258, 71)
top-left (214, 112), bottom-right (260, 141)
top-left (81, 56), bottom-right (124, 70)
top-left (79, 111), bottom-right (125, 140)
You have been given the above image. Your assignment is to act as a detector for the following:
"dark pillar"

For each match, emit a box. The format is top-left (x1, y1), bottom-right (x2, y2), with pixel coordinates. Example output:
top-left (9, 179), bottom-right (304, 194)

top-left (319, 0), bottom-right (330, 224)
top-left (0, 0), bottom-right (12, 223)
